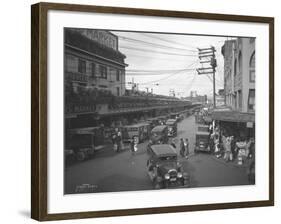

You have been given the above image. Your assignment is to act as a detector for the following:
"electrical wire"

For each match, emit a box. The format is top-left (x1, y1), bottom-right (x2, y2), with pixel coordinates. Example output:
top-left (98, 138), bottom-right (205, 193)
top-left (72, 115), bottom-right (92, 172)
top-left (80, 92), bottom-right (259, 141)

top-left (141, 33), bottom-right (198, 50)
top-left (120, 46), bottom-right (197, 57)
top-left (137, 61), bottom-right (199, 85)
top-left (118, 35), bottom-right (198, 53)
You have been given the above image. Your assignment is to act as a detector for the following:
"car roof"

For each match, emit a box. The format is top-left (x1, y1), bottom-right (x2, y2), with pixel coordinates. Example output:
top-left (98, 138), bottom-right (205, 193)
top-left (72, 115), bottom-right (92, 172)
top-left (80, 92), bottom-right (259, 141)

top-left (150, 144), bottom-right (177, 156)
top-left (166, 119), bottom-right (176, 124)
top-left (151, 125), bottom-right (167, 132)
top-left (198, 124), bottom-right (209, 127)
top-left (196, 131), bottom-right (209, 135)
top-left (124, 123), bottom-right (149, 128)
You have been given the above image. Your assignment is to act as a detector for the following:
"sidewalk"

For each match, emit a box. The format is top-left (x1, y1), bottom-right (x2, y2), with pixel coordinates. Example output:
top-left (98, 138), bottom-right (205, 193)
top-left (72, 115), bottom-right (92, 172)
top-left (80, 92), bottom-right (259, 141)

top-left (211, 154), bottom-right (251, 169)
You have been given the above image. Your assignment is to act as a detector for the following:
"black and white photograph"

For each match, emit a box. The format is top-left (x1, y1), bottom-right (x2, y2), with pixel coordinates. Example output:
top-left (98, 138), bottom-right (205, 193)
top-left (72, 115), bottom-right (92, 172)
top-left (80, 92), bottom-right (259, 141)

top-left (64, 28), bottom-right (256, 194)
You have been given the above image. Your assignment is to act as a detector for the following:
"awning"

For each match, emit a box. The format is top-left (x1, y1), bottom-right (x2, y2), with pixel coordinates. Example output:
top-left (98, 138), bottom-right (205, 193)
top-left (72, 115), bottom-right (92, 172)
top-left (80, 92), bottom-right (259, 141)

top-left (211, 110), bottom-right (255, 123)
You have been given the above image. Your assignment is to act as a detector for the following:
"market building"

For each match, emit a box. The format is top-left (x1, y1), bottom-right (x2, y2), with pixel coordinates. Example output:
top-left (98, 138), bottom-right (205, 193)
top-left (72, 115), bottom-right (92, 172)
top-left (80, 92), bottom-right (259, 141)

top-left (65, 28), bottom-right (127, 97)
top-left (64, 29), bottom-right (194, 146)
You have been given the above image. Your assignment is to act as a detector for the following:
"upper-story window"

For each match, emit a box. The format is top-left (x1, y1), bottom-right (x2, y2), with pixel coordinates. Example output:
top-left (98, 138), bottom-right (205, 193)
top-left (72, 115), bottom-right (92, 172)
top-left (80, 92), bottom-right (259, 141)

top-left (116, 70), bottom-right (120, 81)
top-left (249, 51), bottom-right (255, 82)
top-left (78, 58), bottom-right (86, 74)
top-left (91, 62), bottom-right (96, 78)
top-left (234, 59), bottom-right (237, 76)
top-left (238, 51), bottom-right (242, 73)
top-left (99, 65), bottom-right (107, 79)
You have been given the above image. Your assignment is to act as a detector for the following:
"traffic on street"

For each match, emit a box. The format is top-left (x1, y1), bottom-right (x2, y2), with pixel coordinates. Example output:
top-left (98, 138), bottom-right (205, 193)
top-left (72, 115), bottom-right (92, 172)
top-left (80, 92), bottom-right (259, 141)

top-left (65, 111), bottom-right (252, 194)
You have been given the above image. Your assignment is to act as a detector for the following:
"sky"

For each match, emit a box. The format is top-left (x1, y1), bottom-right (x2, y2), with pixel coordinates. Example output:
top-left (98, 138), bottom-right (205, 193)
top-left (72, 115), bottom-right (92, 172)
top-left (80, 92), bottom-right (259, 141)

top-left (112, 31), bottom-right (231, 98)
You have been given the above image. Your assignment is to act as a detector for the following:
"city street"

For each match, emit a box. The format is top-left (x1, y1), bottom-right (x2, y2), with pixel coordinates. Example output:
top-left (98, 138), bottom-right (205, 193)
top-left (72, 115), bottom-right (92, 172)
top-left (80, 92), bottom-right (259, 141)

top-left (65, 115), bottom-right (251, 194)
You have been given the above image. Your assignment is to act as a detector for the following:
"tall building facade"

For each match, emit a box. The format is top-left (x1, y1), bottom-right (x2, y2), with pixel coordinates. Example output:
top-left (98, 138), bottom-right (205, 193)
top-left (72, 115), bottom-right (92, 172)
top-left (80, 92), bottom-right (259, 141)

top-left (222, 38), bottom-right (255, 113)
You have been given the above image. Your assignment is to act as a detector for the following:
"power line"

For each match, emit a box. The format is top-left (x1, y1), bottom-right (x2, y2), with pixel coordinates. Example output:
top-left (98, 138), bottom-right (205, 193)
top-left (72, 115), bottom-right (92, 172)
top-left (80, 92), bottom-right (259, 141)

top-left (126, 67), bottom-right (197, 74)
top-left (124, 53), bottom-right (189, 61)
top-left (120, 46), bottom-right (197, 57)
top-left (118, 35), bottom-right (198, 53)
top-left (141, 33), bottom-right (198, 50)
top-left (137, 61), bottom-right (198, 85)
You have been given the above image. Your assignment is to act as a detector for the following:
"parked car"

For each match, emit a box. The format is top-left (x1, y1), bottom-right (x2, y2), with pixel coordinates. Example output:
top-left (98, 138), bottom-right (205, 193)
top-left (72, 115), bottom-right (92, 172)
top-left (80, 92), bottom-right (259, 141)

top-left (66, 132), bottom-right (95, 161)
top-left (197, 124), bottom-right (209, 132)
top-left (166, 119), bottom-right (177, 137)
top-left (146, 144), bottom-right (190, 189)
top-left (149, 125), bottom-right (168, 143)
top-left (122, 123), bottom-right (151, 143)
top-left (194, 131), bottom-right (210, 153)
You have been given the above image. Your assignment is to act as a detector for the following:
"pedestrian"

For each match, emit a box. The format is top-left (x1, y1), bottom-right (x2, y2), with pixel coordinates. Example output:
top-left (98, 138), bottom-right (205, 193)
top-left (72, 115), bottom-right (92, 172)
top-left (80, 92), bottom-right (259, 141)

top-left (130, 136), bottom-right (137, 156)
top-left (112, 132), bottom-right (118, 152)
top-left (184, 138), bottom-right (189, 158)
top-left (179, 138), bottom-right (185, 158)
top-left (170, 139), bottom-right (176, 149)
top-left (116, 129), bottom-right (123, 152)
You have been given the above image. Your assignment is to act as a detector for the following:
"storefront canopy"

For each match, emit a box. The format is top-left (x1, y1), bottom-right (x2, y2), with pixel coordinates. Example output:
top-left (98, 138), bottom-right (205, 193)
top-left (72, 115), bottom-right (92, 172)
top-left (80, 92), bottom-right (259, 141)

top-left (212, 111), bottom-right (255, 123)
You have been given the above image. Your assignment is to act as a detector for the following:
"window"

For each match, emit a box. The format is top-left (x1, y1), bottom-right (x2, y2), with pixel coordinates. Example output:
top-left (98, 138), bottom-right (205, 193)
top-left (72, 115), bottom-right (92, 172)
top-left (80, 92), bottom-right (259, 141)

top-left (248, 89), bottom-right (255, 111)
top-left (234, 59), bottom-right (237, 76)
top-left (65, 54), bottom-right (76, 72)
top-left (249, 52), bottom-right (255, 82)
top-left (238, 51), bottom-right (242, 73)
top-left (78, 59), bottom-right (86, 74)
top-left (116, 87), bottom-right (120, 96)
top-left (238, 90), bottom-right (242, 110)
top-left (99, 65), bottom-right (107, 79)
top-left (91, 62), bottom-right (96, 77)
top-left (116, 70), bottom-right (120, 81)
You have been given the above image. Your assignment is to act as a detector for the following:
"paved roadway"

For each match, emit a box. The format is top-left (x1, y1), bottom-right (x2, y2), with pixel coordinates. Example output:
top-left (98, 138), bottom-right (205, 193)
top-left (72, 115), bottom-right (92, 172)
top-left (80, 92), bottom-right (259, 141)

top-left (65, 115), bottom-right (251, 194)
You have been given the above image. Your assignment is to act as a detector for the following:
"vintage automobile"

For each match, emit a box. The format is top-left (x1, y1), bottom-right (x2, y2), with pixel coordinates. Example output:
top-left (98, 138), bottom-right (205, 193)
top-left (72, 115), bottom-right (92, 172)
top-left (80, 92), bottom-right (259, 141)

top-left (66, 132), bottom-right (95, 161)
top-left (166, 119), bottom-right (177, 137)
top-left (146, 144), bottom-right (190, 189)
top-left (194, 131), bottom-right (210, 153)
top-left (150, 125), bottom-right (168, 143)
top-left (122, 123), bottom-right (151, 143)
top-left (197, 124), bottom-right (210, 132)
top-left (169, 112), bottom-right (180, 122)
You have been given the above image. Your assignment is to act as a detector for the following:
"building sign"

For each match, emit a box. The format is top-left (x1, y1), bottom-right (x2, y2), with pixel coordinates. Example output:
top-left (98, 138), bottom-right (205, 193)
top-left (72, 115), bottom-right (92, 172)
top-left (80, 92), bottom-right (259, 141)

top-left (66, 72), bottom-right (89, 83)
top-left (65, 104), bottom-right (96, 114)
top-left (81, 29), bottom-right (117, 51)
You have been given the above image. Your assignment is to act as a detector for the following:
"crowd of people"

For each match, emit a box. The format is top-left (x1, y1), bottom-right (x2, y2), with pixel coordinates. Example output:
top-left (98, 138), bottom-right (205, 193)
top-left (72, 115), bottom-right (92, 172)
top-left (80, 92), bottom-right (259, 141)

top-left (208, 124), bottom-right (255, 166)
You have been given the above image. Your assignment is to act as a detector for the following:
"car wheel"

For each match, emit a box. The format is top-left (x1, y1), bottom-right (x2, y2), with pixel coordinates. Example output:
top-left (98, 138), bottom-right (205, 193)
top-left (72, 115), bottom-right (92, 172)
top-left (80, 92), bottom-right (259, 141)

top-left (76, 151), bottom-right (85, 161)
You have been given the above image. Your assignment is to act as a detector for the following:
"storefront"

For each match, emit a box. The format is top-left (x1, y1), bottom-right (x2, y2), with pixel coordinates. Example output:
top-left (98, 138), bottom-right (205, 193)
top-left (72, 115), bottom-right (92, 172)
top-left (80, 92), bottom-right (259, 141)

top-left (211, 110), bottom-right (255, 139)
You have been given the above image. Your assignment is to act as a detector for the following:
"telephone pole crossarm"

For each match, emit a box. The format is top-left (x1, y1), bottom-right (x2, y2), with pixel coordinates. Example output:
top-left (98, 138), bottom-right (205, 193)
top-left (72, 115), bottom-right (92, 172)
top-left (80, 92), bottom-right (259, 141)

top-left (197, 46), bottom-right (217, 108)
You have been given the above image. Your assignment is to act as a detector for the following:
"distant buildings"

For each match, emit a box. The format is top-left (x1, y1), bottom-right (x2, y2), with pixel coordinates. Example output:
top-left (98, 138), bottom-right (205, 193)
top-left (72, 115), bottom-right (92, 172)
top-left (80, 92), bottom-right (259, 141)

top-left (221, 38), bottom-right (255, 113)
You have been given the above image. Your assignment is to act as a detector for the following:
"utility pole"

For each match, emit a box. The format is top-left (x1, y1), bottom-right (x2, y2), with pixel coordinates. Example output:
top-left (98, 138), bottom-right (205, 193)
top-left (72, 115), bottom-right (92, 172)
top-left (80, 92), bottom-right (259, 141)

top-left (197, 46), bottom-right (217, 108)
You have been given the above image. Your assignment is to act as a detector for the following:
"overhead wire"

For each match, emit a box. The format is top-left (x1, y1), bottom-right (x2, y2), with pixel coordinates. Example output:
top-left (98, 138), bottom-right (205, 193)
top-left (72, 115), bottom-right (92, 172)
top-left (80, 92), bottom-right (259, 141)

top-left (141, 33), bottom-right (198, 50)
top-left (118, 35), bottom-right (198, 53)
top-left (119, 46), bottom-right (197, 57)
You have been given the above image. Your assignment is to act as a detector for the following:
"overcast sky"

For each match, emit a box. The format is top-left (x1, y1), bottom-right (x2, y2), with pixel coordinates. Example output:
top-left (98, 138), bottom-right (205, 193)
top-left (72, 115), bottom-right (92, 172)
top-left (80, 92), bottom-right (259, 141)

top-left (112, 31), bottom-right (232, 97)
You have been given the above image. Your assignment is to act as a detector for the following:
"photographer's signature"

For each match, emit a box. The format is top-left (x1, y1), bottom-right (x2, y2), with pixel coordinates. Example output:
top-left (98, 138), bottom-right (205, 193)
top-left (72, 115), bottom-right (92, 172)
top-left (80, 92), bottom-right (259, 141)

top-left (75, 184), bottom-right (98, 193)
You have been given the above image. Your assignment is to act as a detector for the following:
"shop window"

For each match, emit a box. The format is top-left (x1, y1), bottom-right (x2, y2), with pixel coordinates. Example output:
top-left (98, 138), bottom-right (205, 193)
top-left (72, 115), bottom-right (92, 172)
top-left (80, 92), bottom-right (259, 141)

top-left (248, 89), bottom-right (255, 112)
top-left (249, 52), bottom-right (255, 82)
